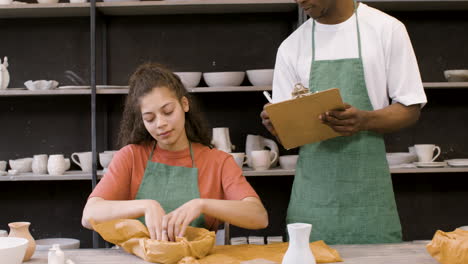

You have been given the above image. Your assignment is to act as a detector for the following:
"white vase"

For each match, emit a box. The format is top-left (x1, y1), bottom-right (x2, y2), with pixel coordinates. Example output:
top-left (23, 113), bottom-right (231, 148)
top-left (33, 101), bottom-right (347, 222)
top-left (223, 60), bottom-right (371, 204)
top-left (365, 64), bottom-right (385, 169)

top-left (211, 127), bottom-right (234, 153)
top-left (282, 223), bottom-right (316, 264)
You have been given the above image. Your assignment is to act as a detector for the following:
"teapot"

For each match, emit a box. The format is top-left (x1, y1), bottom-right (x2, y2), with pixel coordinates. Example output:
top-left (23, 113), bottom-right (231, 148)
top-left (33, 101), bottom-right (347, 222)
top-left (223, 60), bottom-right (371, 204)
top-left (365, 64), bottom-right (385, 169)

top-left (0, 57), bottom-right (10, 90)
top-left (246, 134), bottom-right (279, 168)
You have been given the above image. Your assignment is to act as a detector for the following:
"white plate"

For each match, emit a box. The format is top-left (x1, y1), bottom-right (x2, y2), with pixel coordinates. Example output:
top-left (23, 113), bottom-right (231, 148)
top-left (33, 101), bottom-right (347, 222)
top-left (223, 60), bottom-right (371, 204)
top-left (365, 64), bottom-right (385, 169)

top-left (413, 162), bottom-right (447, 168)
top-left (447, 159), bottom-right (468, 167)
top-left (58, 86), bottom-right (90, 89)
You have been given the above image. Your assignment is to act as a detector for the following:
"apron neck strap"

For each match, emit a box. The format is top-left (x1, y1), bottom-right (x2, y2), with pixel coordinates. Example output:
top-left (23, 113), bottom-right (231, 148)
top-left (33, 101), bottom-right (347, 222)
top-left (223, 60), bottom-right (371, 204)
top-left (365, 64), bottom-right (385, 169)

top-left (312, 0), bottom-right (362, 62)
top-left (149, 141), bottom-right (196, 168)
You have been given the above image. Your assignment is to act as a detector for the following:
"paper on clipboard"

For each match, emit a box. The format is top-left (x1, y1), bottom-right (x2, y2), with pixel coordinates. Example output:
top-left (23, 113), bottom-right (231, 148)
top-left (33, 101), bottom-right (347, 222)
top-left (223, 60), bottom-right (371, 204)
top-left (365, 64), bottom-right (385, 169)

top-left (265, 88), bottom-right (345, 150)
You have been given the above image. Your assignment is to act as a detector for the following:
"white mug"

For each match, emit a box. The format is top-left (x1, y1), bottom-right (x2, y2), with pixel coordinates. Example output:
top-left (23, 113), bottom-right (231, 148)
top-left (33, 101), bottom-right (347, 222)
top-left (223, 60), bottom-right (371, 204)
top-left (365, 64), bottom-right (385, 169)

top-left (0, 160), bottom-right (6, 172)
top-left (48, 154), bottom-right (66, 175)
top-left (99, 153), bottom-right (114, 169)
top-left (229, 152), bottom-right (248, 168)
top-left (32, 154), bottom-right (48, 174)
top-left (71, 151), bottom-right (92, 172)
top-left (251, 150), bottom-right (278, 171)
top-left (414, 144), bottom-right (441, 162)
top-left (0, 230), bottom-right (7, 237)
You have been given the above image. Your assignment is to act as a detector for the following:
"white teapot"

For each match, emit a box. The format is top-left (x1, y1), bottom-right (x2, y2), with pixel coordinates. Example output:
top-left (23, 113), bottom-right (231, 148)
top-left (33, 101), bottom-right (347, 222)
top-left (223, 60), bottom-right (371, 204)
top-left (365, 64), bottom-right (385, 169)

top-left (0, 57), bottom-right (10, 90)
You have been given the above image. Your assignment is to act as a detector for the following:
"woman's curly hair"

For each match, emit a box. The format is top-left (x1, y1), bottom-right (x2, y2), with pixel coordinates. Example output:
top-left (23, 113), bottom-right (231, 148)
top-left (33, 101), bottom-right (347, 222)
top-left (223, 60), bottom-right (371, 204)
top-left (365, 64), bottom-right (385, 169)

top-left (118, 63), bottom-right (212, 148)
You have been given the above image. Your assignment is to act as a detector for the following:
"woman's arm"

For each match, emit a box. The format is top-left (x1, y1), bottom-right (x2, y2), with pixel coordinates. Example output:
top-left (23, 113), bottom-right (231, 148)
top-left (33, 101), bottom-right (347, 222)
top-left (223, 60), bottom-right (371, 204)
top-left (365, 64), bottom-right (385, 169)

top-left (82, 197), bottom-right (167, 240)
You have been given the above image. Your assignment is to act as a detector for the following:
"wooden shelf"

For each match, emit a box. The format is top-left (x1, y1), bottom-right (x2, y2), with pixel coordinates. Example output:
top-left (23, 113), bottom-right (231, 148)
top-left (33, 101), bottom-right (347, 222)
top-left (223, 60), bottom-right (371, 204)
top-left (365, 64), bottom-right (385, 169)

top-left (96, 0), bottom-right (297, 16)
top-left (96, 86), bottom-right (272, 94)
top-left (0, 3), bottom-right (89, 19)
top-left (362, 0), bottom-right (468, 11)
top-left (0, 170), bottom-right (93, 181)
top-left (423, 82), bottom-right (468, 89)
top-left (0, 88), bottom-right (91, 96)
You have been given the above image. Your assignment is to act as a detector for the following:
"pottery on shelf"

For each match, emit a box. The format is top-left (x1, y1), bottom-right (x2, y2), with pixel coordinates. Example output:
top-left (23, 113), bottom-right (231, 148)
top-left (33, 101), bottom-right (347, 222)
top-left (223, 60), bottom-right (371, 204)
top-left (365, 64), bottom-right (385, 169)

top-left (444, 69), bottom-right (468, 82)
top-left (174, 72), bottom-right (202, 88)
top-left (9, 158), bottom-right (33, 173)
top-left (24, 80), bottom-right (59, 91)
top-left (203, 72), bottom-right (245, 87)
top-left (212, 127), bottom-right (235, 153)
top-left (8, 222), bottom-right (36, 262)
top-left (246, 69), bottom-right (274, 86)
top-left (0, 57), bottom-right (10, 90)
top-left (245, 134), bottom-right (279, 168)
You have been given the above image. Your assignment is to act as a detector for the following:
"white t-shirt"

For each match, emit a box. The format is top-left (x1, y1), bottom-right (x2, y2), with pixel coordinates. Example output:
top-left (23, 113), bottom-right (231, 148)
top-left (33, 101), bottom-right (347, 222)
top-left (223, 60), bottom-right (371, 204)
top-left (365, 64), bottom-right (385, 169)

top-left (272, 3), bottom-right (427, 110)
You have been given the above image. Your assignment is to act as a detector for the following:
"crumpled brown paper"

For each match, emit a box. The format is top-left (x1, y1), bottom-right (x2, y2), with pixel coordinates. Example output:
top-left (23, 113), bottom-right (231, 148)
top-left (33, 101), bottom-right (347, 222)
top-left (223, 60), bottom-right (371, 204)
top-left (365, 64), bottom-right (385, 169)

top-left (426, 228), bottom-right (468, 264)
top-left (92, 219), bottom-right (342, 264)
top-left (91, 219), bottom-right (216, 264)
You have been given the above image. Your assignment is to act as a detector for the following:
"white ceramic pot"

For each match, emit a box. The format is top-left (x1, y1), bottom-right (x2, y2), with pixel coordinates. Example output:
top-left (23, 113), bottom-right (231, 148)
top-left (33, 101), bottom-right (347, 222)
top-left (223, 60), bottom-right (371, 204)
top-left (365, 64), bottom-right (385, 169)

top-left (444, 69), bottom-right (468, 82)
top-left (32, 154), bottom-right (48, 174)
top-left (246, 69), bottom-right (274, 86)
top-left (245, 134), bottom-right (279, 168)
top-left (0, 160), bottom-right (7, 172)
top-left (174, 72), bottom-right (202, 88)
top-left (9, 158), bottom-right (33, 173)
top-left (279, 155), bottom-right (299, 170)
top-left (211, 127), bottom-right (234, 153)
top-left (99, 153), bottom-right (114, 169)
top-left (0, 57), bottom-right (9, 90)
top-left (47, 155), bottom-right (66, 176)
top-left (71, 152), bottom-right (92, 172)
top-left (203, 72), bottom-right (245, 87)
top-left (0, 0), bottom-right (13, 5)
top-left (24, 80), bottom-right (58, 91)
top-left (0, 237), bottom-right (29, 264)
top-left (385, 152), bottom-right (418, 166)
top-left (282, 223), bottom-right (316, 264)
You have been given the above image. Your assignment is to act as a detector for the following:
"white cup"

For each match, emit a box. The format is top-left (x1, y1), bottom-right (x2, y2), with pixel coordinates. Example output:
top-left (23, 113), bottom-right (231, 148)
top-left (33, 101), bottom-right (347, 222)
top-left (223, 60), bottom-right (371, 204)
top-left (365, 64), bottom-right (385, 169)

top-left (71, 151), bottom-right (92, 172)
top-left (99, 153), bottom-right (114, 169)
top-left (414, 144), bottom-right (441, 162)
top-left (229, 152), bottom-right (248, 168)
top-left (64, 158), bottom-right (71, 171)
top-left (251, 150), bottom-right (278, 171)
top-left (408, 146), bottom-right (416, 155)
top-left (32, 154), bottom-right (48, 174)
top-left (48, 154), bottom-right (66, 175)
top-left (0, 160), bottom-right (6, 172)
top-left (0, 0), bottom-right (13, 5)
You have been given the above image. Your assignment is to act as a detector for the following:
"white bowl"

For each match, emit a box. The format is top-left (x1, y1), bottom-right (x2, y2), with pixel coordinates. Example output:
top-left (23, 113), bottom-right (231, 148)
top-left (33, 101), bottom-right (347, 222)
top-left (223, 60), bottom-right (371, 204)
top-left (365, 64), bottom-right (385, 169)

top-left (0, 237), bottom-right (29, 264)
top-left (203, 72), bottom-right (245, 87)
top-left (444, 70), bottom-right (468, 82)
top-left (279, 155), bottom-right (299, 170)
top-left (386, 152), bottom-right (418, 166)
top-left (9, 158), bottom-right (33, 173)
top-left (174, 72), bottom-right (202, 88)
top-left (24, 80), bottom-right (59, 91)
top-left (36, 238), bottom-right (80, 251)
top-left (246, 69), bottom-right (274, 86)
top-left (99, 153), bottom-right (114, 169)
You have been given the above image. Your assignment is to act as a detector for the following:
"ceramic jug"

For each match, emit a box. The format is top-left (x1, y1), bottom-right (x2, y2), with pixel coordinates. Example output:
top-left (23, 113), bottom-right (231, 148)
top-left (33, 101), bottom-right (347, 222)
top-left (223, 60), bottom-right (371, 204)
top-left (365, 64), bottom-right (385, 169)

top-left (282, 223), bottom-right (316, 264)
top-left (0, 57), bottom-right (10, 90)
top-left (212, 127), bottom-right (235, 153)
top-left (245, 134), bottom-right (279, 168)
top-left (8, 221), bottom-right (36, 261)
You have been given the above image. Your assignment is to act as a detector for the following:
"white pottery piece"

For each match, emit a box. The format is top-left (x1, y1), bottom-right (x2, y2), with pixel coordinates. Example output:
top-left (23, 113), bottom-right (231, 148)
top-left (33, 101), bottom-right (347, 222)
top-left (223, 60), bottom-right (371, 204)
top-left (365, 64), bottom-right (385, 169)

top-left (47, 155), bottom-right (66, 176)
top-left (229, 152), bottom-right (248, 168)
top-left (71, 152), bottom-right (92, 172)
top-left (0, 237), bottom-right (29, 264)
top-left (0, 0), bottom-right (13, 5)
top-left (9, 158), bottom-right (33, 173)
top-left (0, 160), bottom-right (7, 172)
top-left (245, 134), bottom-right (279, 168)
top-left (174, 72), bottom-right (202, 88)
top-left (0, 57), bottom-right (10, 89)
top-left (99, 153), bottom-right (114, 169)
top-left (444, 69), bottom-right (468, 82)
top-left (32, 154), bottom-right (48, 174)
top-left (246, 69), bottom-right (274, 86)
top-left (203, 72), bottom-right (245, 87)
top-left (64, 158), bottom-right (70, 171)
top-left (279, 155), bottom-right (299, 170)
top-left (385, 152), bottom-right (418, 166)
top-left (251, 150), bottom-right (277, 171)
top-left (212, 127), bottom-right (234, 153)
top-left (282, 223), bottom-right (316, 264)
top-left (24, 80), bottom-right (59, 91)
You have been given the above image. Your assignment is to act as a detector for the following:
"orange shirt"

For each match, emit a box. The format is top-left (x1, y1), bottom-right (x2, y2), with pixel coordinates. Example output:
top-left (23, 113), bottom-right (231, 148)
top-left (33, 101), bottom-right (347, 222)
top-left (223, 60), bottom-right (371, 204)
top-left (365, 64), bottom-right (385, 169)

top-left (89, 142), bottom-right (259, 230)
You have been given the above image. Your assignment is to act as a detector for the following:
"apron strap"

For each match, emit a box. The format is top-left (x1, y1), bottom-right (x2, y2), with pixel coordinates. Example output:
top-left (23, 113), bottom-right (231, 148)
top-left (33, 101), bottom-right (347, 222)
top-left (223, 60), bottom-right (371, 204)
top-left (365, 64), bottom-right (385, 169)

top-left (148, 141), bottom-right (196, 168)
top-left (312, 0), bottom-right (362, 62)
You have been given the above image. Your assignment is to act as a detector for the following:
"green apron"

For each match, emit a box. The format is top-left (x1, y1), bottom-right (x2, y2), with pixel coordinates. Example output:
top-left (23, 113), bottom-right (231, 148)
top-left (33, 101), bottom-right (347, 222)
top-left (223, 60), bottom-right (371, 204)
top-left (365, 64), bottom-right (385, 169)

top-left (286, 1), bottom-right (402, 244)
top-left (135, 142), bottom-right (205, 228)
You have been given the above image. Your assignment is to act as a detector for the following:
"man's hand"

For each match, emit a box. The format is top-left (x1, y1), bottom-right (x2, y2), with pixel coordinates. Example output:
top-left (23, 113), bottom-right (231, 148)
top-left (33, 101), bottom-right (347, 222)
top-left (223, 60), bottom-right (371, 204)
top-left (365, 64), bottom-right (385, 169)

top-left (260, 104), bottom-right (278, 137)
top-left (320, 103), bottom-right (369, 136)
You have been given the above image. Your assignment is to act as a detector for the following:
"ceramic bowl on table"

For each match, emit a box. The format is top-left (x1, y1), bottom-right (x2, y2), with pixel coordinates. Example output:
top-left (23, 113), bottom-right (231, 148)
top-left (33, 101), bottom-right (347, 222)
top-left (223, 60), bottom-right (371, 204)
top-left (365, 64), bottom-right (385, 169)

top-left (444, 70), bottom-right (468, 82)
top-left (9, 158), bottom-right (33, 173)
top-left (36, 238), bottom-right (80, 251)
top-left (386, 152), bottom-right (418, 166)
top-left (0, 237), bottom-right (29, 264)
top-left (174, 72), bottom-right (202, 88)
top-left (24, 80), bottom-right (58, 91)
top-left (203, 72), bottom-right (245, 87)
top-left (246, 69), bottom-right (274, 86)
top-left (279, 155), bottom-right (299, 170)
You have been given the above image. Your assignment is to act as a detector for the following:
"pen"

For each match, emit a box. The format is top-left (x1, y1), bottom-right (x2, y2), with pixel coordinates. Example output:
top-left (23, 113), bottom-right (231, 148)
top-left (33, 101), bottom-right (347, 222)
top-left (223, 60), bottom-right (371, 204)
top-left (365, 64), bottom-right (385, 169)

top-left (263, 91), bottom-right (273, 103)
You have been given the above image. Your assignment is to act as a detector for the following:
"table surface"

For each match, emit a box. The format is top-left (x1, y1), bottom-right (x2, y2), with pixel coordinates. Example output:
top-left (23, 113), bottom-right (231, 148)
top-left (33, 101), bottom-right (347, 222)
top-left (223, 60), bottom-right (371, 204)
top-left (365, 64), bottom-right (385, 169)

top-left (28, 242), bottom-right (438, 264)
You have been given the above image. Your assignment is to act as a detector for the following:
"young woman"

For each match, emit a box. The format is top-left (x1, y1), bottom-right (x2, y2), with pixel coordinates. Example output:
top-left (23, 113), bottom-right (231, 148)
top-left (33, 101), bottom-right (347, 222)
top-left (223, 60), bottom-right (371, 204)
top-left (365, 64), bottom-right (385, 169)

top-left (82, 63), bottom-right (268, 242)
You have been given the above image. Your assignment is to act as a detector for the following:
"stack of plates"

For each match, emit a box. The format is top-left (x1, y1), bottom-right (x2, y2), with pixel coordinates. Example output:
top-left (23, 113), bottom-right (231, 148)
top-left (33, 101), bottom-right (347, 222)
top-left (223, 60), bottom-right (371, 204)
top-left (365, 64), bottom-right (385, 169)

top-left (447, 159), bottom-right (468, 167)
top-left (230, 237), bottom-right (248, 245)
top-left (266, 236), bottom-right (283, 244)
top-left (248, 236), bottom-right (265, 245)
top-left (413, 162), bottom-right (447, 168)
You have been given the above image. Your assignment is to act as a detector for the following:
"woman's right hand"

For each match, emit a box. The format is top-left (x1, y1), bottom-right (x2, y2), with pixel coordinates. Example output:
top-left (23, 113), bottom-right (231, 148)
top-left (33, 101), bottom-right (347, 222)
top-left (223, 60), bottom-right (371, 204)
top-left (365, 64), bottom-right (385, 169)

top-left (144, 200), bottom-right (167, 241)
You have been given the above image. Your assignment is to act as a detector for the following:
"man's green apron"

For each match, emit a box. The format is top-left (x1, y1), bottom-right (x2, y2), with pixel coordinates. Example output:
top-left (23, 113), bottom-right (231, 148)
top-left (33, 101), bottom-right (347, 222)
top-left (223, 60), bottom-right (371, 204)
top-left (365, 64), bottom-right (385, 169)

top-left (135, 142), bottom-right (205, 228)
top-left (286, 1), bottom-right (402, 244)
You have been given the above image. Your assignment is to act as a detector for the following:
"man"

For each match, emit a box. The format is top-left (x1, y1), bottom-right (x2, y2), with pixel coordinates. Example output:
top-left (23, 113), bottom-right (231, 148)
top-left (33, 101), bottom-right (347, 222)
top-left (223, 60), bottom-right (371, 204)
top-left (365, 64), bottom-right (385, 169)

top-left (261, 0), bottom-right (427, 244)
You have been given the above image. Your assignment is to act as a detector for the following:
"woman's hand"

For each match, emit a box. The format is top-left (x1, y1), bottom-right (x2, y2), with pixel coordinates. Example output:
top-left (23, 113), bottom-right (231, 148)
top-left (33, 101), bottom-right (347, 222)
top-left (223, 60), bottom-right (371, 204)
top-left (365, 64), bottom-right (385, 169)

top-left (144, 200), bottom-right (167, 241)
top-left (162, 199), bottom-right (204, 241)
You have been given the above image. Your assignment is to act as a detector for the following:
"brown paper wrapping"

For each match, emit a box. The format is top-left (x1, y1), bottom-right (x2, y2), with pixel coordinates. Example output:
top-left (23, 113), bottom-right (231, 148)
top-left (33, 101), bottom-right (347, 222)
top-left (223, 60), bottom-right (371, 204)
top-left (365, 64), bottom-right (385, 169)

top-left (426, 228), bottom-right (468, 264)
top-left (92, 219), bottom-right (342, 264)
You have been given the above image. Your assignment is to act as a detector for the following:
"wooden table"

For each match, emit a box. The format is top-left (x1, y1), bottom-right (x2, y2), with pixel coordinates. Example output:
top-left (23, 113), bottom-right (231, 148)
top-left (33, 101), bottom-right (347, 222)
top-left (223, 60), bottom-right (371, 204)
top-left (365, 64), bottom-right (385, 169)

top-left (28, 242), bottom-right (438, 264)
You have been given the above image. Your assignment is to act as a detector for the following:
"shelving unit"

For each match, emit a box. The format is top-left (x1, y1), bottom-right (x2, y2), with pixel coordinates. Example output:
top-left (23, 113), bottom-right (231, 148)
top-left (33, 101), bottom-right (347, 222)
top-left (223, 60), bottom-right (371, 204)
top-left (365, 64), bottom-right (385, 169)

top-left (0, 3), bottom-right (89, 18)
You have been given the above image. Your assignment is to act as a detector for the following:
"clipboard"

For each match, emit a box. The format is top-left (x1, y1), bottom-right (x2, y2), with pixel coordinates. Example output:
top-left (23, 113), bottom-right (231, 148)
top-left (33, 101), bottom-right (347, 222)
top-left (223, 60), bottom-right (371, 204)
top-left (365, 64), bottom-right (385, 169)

top-left (265, 88), bottom-right (345, 149)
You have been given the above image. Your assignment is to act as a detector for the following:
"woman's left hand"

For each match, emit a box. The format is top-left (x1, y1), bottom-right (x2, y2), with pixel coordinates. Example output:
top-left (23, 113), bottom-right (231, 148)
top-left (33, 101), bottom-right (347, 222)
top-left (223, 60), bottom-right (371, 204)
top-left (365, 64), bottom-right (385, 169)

top-left (162, 198), bottom-right (204, 242)
top-left (320, 103), bottom-right (369, 136)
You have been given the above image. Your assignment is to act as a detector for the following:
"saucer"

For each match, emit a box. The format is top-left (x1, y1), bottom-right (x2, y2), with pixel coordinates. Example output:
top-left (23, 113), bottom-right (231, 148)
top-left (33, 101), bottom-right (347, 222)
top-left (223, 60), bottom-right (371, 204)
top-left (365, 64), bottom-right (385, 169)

top-left (413, 162), bottom-right (447, 168)
top-left (446, 159), bottom-right (468, 167)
